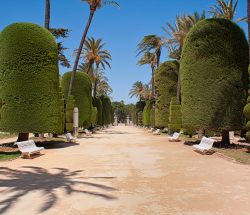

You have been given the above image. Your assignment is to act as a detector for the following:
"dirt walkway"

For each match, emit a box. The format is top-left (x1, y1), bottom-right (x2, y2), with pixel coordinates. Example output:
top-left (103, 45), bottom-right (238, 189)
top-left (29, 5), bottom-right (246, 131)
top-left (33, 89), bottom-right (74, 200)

top-left (0, 126), bottom-right (250, 215)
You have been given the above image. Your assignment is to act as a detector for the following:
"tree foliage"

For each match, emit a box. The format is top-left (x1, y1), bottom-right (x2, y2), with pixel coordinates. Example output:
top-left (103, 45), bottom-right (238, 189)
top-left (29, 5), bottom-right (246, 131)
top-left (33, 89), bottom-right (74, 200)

top-left (181, 18), bottom-right (249, 132)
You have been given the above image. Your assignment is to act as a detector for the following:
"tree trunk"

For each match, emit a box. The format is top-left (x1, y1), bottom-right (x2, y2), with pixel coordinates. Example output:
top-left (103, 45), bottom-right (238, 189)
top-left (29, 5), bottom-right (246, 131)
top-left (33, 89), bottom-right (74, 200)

top-left (45, 0), bottom-right (50, 29)
top-left (17, 133), bottom-right (29, 142)
top-left (156, 50), bottom-right (161, 68)
top-left (221, 130), bottom-right (230, 148)
top-left (198, 128), bottom-right (205, 139)
top-left (68, 9), bottom-right (95, 96)
top-left (87, 62), bottom-right (94, 74)
top-left (248, 0), bottom-right (250, 61)
top-left (151, 67), bottom-right (155, 98)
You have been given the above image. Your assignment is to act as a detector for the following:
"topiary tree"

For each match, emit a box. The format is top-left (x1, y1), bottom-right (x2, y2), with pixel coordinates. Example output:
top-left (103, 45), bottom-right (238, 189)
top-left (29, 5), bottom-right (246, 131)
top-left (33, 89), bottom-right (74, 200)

top-left (111, 106), bottom-right (115, 124)
top-left (91, 107), bottom-right (98, 126)
top-left (137, 111), bottom-right (143, 126)
top-left (0, 22), bottom-right (63, 141)
top-left (100, 95), bottom-right (112, 126)
top-left (155, 61), bottom-right (178, 128)
top-left (92, 97), bottom-right (103, 126)
top-left (243, 66), bottom-right (250, 141)
top-left (150, 107), bottom-right (155, 127)
top-left (131, 108), bottom-right (137, 125)
top-left (61, 71), bottom-right (92, 128)
top-left (143, 100), bottom-right (154, 127)
top-left (181, 18), bottom-right (249, 146)
top-left (65, 96), bottom-right (75, 132)
top-left (168, 97), bottom-right (182, 132)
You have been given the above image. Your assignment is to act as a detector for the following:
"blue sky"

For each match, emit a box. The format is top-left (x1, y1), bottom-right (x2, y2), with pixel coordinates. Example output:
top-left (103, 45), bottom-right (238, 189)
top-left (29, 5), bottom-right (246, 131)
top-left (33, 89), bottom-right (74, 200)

top-left (0, 0), bottom-right (247, 104)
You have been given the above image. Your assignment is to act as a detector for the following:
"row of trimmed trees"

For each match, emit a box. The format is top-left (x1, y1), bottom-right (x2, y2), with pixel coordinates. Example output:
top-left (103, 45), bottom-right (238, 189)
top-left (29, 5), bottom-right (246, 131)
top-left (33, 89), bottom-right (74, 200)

top-left (131, 0), bottom-right (250, 147)
top-left (0, 0), bottom-right (118, 141)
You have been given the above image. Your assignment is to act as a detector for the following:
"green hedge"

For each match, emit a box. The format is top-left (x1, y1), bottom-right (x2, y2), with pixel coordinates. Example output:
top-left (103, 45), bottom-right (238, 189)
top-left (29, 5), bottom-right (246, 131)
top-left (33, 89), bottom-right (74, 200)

top-left (168, 97), bottom-right (182, 132)
top-left (181, 19), bottom-right (249, 132)
top-left (0, 22), bottom-right (63, 133)
top-left (61, 71), bottom-right (92, 128)
top-left (155, 61), bottom-right (178, 128)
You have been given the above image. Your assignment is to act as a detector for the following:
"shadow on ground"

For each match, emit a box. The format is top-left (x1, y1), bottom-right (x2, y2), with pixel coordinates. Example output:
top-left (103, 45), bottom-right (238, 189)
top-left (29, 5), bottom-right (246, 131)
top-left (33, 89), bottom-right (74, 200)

top-left (0, 166), bottom-right (118, 214)
top-left (35, 140), bottom-right (79, 149)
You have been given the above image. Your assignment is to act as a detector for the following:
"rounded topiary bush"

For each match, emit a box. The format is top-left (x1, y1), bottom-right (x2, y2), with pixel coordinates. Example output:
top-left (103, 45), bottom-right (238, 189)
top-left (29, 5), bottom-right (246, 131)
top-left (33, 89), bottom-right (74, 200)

top-left (181, 19), bottom-right (249, 132)
top-left (61, 71), bottom-right (92, 128)
top-left (168, 97), bottom-right (182, 132)
top-left (0, 22), bottom-right (63, 133)
top-left (155, 61), bottom-right (178, 128)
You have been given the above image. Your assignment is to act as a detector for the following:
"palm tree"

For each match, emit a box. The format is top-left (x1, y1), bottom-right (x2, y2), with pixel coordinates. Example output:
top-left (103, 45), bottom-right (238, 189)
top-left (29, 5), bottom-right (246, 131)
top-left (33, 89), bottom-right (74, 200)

top-left (45, 0), bottom-right (50, 29)
top-left (92, 68), bottom-right (112, 96)
top-left (137, 35), bottom-right (164, 68)
top-left (140, 83), bottom-right (151, 101)
top-left (129, 81), bottom-right (145, 101)
top-left (76, 37), bottom-right (112, 74)
top-left (137, 52), bottom-right (156, 98)
top-left (78, 65), bottom-right (111, 97)
top-left (68, 0), bottom-right (119, 97)
top-left (50, 28), bottom-right (71, 68)
top-left (96, 78), bottom-right (113, 96)
top-left (163, 12), bottom-right (206, 101)
top-left (209, 0), bottom-right (246, 21)
top-left (129, 81), bottom-right (151, 101)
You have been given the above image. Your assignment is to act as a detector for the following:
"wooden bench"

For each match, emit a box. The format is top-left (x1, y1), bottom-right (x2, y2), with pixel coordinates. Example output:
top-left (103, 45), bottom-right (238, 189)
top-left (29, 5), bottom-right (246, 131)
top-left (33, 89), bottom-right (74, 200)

top-left (15, 140), bottom-right (44, 159)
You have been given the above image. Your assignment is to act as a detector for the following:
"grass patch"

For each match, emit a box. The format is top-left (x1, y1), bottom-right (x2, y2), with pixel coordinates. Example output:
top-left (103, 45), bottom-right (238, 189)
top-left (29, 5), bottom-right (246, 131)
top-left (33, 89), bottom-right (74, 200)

top-left (214, 148), bottom-right (250, 165)
top-left (0, 151), bottom-right (20, 161)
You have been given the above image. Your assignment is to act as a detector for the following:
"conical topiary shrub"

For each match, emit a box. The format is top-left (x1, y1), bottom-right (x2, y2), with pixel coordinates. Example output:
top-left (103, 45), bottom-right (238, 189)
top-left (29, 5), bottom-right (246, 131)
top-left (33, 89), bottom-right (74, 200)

top-left (61, 71), bottom-right (92, 128)
top-left (0, 22), bottom-right (63, 136)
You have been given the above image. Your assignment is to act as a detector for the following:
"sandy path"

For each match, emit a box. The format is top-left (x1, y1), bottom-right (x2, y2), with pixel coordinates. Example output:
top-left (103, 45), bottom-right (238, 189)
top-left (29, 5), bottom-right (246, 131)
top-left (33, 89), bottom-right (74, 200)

top-left (0, 126), bottom-right (250, 215)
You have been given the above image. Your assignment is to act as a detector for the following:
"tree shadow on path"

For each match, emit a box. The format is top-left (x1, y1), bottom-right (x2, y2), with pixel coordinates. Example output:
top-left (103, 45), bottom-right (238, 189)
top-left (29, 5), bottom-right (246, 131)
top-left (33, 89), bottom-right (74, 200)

top-left (0, 166), bottom-right (118, 214)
